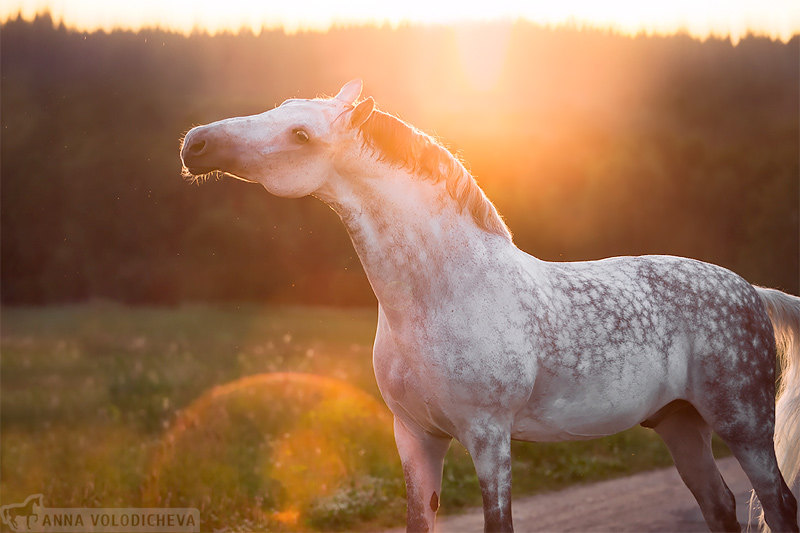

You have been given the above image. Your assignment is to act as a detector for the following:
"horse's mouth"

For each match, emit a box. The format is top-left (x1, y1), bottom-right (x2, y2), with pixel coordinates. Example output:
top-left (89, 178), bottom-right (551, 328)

top-left (185, 165), bottom-right (218, 176)
top-left (181, 165), bottom-right (259, 184)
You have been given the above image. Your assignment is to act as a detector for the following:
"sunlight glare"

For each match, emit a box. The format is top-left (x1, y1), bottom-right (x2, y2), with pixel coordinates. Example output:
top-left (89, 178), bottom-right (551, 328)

top-left (2, 0), bottom-right (799, 42)
top-left (456, 23), bottom-right (512, 92)
top-left (145, 372), bottom-right (397, 527)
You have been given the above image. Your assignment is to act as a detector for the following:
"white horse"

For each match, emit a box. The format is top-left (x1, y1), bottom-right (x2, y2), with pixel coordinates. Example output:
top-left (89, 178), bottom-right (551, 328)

top-left (180, 80), bottom-right (800, 533)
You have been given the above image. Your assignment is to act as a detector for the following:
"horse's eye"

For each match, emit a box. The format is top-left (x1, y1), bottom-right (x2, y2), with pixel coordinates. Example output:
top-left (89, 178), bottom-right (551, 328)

top-left (293, 129), bottom-right (310, 144)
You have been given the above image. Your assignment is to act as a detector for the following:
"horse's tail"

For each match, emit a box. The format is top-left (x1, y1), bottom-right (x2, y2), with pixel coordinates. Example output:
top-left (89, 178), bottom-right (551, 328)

top-left (754, 287), bottom-right (800, 531)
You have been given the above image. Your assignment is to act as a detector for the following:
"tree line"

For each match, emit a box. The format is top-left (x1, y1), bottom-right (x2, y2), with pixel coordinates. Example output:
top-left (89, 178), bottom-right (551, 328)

top-left (1, 14), bottom-right (797, 305)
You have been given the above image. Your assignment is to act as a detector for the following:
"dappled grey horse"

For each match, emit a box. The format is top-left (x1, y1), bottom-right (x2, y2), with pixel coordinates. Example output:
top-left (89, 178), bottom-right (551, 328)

top-left (180, 80), bottom-right (800, 532)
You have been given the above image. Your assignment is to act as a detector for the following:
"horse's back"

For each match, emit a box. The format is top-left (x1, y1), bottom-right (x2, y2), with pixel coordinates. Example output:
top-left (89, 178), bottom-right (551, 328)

top-left (538, 254), bottom-right (771, 361)
top-left (512, 254), bottom-right (775, 441)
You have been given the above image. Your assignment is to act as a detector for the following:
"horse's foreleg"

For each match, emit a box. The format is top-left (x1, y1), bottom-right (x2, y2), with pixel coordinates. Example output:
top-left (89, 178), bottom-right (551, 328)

top-left (463, 425), bottom-right (514, 533)
top-left (394, 417), bottom-right (452, 533)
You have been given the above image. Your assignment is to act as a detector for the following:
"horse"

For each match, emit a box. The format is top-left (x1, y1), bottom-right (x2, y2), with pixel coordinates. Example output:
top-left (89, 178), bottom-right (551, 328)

top-left (180, 80), bottom-right (800, 532)
top-left (1, 494), bottom-right (43, 531)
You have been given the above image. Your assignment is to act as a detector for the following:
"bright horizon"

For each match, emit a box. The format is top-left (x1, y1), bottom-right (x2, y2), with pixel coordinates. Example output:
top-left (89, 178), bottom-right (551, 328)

top-left (3, 1), bottom-right (800, 42)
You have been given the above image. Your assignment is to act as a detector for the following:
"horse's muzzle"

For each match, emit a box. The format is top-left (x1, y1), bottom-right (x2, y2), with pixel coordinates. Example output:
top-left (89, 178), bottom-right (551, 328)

top-left (181, 126), bottom-right (222, 175)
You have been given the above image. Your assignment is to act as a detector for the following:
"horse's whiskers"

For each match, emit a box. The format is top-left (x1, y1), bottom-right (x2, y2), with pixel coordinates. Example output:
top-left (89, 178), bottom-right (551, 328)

top-left (180, 166), bottom-right (222, 185)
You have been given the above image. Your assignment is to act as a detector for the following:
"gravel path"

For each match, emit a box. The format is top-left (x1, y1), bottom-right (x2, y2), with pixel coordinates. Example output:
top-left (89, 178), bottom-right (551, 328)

top-left (386, 457), bottom-right (757, 532)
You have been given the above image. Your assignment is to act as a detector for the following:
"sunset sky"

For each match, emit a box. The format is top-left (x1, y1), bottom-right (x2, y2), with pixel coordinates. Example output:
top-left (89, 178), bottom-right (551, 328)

top-left (3, 0), bottom-right (799, 42)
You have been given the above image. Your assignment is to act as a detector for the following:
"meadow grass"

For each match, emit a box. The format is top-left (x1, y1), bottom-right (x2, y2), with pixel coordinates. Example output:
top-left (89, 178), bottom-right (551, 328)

top-left (1, 304), bottom-right (728, 531)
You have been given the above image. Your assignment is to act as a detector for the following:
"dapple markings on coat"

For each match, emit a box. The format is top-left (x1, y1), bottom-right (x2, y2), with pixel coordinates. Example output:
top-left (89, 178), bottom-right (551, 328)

top-left (180, 80), bottom-right (800, 532)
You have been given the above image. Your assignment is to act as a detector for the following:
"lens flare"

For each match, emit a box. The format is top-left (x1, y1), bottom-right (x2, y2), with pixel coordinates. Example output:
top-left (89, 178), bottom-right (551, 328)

top-left (144, 372), bottom-right (399, 530)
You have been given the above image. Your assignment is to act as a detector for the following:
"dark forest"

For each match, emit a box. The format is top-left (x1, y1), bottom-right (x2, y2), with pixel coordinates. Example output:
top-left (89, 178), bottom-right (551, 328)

top-left (2, 15), bottom-right (798, 305)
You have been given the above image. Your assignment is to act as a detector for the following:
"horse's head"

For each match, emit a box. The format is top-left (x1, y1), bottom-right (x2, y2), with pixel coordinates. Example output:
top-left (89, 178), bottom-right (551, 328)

top-left (180, 80), bottom-right (374, 198)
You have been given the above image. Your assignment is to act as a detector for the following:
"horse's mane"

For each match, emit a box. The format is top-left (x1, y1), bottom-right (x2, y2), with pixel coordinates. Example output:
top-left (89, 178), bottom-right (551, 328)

top-left (357, 108), bottom-right (512, 240)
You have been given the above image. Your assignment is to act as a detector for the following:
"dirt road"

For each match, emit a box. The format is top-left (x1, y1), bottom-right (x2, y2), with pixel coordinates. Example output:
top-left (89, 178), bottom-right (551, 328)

top-left (388, 457), bottom-right (757, 532)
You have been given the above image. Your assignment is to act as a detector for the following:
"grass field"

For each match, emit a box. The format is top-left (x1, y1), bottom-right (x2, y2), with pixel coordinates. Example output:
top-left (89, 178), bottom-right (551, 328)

top-left (1, 304), bottom-right (729, 531)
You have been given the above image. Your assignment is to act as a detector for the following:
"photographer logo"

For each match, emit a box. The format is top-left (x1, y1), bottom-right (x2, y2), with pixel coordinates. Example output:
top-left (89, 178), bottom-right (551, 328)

top-left (0, 495), bottom-right (199, 532)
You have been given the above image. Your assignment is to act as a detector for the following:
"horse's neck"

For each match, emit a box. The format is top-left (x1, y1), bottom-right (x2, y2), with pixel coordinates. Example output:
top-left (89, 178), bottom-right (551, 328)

top-left (317, 165), bottom-right (512, 321)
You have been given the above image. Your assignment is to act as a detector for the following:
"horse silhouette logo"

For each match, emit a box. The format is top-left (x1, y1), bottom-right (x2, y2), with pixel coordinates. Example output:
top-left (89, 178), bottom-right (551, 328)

top-left (0, 494), bottom-right (43, 532)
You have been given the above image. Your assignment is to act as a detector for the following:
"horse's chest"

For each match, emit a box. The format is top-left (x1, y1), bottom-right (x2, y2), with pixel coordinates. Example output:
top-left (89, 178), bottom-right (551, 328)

top-left (372, 339), bottom-right (451, 435)
top-left (372, 311), bottom-right (536, 435)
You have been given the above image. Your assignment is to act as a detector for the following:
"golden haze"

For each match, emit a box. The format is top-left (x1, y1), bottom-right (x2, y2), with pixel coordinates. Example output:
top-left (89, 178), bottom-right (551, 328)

top-left (2, 0), bottom-right (799, 43)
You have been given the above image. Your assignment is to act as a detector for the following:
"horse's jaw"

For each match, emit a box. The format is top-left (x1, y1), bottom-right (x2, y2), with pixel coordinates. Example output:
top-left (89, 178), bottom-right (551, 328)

top-left (221, 172), bottom-right (259, 184)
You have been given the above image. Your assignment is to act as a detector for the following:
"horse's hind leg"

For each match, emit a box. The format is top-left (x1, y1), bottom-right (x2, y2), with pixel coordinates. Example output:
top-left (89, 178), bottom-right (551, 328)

top-left (649, 402), bottom-right (741, 532)
top-left (692, 347), bottom-right (799, 530)
top-left (696, 380), bottom-right (798, 531)
top-left (723, 437), bottom-right (798, 532)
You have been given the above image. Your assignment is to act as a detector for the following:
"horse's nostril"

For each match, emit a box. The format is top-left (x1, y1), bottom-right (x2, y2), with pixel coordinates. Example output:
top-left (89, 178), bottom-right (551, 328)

top-left (189, 139), bottom-right (206, 155)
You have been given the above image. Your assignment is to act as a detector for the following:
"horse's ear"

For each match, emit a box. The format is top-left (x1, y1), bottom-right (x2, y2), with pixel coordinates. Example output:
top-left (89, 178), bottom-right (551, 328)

top-left (335, 79), bottom-right (363, 105)
top-left (350, 97), bottom-right (374, 128)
